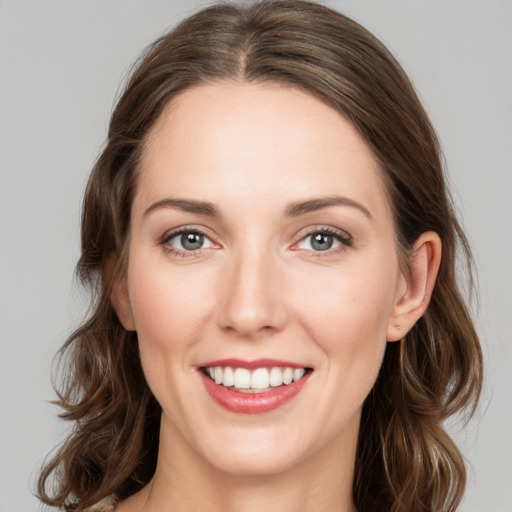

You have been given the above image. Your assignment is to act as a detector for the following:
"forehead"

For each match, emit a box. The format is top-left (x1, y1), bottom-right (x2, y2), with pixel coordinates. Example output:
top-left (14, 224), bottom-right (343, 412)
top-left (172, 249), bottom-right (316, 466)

top-left (136, 81), bottom-right (390, 219)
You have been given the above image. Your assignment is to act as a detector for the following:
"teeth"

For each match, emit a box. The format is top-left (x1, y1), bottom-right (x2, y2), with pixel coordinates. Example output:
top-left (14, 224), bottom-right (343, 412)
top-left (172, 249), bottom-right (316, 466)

top-left (269, 367), bottom-right (283, 387)
top-left (204, 365), bottom-right (308, 392)
top-left (223, 366), bottom-right (234, 387)
top-left (251, 368), bottom-right (269, 389)
top-left (293, 368), bottom-right (305, 382)
top-left (282, 367), bottom-right (293, 385)
top-left (234, 368), bottom-right (251, 389)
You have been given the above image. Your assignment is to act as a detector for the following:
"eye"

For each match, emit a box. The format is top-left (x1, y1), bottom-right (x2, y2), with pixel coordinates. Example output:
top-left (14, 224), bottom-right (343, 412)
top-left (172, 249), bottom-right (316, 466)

top-left (164, 230), bottom-right (215, 252)
top-left (296, 228), bottom-right (352, 252)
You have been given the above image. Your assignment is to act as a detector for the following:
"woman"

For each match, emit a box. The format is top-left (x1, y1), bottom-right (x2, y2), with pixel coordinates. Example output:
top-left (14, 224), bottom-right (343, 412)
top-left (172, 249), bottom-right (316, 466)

top-left (37, 1), bottom-right (483, 511)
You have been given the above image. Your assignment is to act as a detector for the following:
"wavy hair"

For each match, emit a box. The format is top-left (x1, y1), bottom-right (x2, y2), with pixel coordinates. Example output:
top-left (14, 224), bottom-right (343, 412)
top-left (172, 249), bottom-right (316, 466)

top-left (38, 1), bottom-right (482, 510)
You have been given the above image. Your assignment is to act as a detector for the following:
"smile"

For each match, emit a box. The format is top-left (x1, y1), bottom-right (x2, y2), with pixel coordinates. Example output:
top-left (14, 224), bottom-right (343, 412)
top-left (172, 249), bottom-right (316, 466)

top-left (204, 366), bottom-right (308, 393)
top-left (199, 359), bottom-right (313, 414)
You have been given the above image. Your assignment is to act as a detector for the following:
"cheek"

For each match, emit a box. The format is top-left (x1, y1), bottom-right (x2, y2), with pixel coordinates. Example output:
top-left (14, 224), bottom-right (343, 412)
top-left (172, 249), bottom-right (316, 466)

top-left (294, 259), bottom-right (397, 371)
top-left (125, 259), bottom-right (216, 401)
top-left (300, 260), bottom-right (395, 329)
top-left (126, 261), bottom-right (217, 424)
top-left (128, 261), bottom-right (210, 344)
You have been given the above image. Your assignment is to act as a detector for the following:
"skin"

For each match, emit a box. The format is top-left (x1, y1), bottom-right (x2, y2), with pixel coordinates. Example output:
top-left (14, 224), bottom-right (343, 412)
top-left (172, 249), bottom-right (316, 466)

top-left (113, 82), bottom-right (441, 512)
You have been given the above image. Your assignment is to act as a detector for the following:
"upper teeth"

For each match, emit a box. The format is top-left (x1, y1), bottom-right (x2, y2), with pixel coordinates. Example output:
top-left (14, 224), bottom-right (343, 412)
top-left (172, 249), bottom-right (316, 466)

top-left (206, 366), bottom-right (306, 391)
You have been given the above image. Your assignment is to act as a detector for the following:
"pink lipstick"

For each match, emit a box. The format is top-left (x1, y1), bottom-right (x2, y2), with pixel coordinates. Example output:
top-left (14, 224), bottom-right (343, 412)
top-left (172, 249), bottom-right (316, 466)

top-left (199, 359), bottom-right (312, 414)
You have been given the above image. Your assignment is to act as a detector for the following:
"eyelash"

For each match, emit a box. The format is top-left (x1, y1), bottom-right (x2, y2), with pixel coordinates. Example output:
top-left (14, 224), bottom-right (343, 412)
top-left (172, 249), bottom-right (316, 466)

top-left (159, 226), bottom-right (353, 258)
top-left (159, 227), bottom-right (215, 259)
top-left (294, 226), bottom-right (353, 256)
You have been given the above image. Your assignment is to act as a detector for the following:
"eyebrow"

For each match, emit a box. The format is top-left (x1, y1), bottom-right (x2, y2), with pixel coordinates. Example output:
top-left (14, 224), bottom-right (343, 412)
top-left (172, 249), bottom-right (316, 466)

top-left (144, 198), bottom-right (220, 217)
top-left (143, 195), bottom-right (372, 220)
top-left (284, 196), bottom-right (373, 220)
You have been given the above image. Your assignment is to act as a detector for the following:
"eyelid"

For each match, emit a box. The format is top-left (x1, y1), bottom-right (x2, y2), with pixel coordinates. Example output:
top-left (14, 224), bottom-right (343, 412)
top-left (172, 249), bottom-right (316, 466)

top-left (291, 225), bottom-right (353, 252)
top-left (159, 225), bottom-right (221, 258)
top-left (158, 223), bottom-right (352, 258)
top-left (167, 231), bottom-right (215, 249)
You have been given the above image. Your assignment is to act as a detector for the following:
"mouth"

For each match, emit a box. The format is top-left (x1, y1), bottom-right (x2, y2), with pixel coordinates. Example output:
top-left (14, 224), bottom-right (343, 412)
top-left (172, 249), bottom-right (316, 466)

top-left (198, 359), bottom-right (313, 414)
top-left (201, 365), bottom-right (312, 393)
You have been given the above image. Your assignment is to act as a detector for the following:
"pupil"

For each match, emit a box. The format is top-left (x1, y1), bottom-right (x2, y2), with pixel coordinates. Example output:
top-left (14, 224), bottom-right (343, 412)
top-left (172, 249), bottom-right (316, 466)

top-left (181, 232), bottom-right (203, 250)
top-left (312, 233), bottom-right (333, 251)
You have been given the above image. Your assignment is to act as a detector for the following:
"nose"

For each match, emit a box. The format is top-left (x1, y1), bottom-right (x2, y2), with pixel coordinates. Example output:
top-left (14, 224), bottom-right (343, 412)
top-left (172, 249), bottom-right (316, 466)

top-left (216, 247), bottom-right (288, 338)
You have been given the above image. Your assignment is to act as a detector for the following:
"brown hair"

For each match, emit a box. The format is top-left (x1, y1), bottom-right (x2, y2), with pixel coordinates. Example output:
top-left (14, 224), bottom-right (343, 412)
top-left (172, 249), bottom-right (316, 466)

top-left (38, 1), bottom-right (482, 511)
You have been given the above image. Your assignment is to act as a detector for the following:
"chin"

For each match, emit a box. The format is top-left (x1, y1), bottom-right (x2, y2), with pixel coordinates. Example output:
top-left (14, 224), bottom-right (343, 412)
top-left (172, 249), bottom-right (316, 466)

top-left (181, 419), bottom-right (310, 477)
top-left (206, 446), bottom-right (303, 477)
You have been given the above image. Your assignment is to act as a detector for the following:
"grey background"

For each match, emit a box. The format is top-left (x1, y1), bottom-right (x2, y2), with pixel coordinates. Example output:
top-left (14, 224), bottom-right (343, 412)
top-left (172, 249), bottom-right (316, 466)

top-left (0, 1), bottom-right (510, 510)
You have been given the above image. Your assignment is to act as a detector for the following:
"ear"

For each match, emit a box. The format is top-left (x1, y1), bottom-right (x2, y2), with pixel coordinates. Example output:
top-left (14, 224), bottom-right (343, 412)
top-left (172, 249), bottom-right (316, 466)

top-left (386, 231), bottom-right (442, 342)
top-left (104, 255), bottom-right (136, 332)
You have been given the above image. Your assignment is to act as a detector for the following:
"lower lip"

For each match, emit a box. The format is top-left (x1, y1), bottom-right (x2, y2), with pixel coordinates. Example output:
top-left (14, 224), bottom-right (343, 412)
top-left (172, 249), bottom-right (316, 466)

top-left (200, 371), bottom-right (311, 414)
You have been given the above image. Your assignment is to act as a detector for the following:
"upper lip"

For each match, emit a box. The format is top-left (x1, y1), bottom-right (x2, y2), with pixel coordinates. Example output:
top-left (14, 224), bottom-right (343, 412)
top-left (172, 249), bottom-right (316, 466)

top-left (199, 358), bottom-right (311, 370)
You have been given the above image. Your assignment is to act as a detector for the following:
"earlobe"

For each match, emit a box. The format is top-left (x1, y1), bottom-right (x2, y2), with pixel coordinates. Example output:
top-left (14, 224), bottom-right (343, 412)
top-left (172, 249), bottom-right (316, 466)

top-left (104, 255), bottom-right (136, 332)
top-left (386, 231), bottom-right (442, 342)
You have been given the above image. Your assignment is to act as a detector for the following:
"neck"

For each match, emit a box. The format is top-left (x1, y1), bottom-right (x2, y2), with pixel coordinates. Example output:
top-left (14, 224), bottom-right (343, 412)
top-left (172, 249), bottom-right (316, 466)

top-left (132, 414), bottom-right (358, 512)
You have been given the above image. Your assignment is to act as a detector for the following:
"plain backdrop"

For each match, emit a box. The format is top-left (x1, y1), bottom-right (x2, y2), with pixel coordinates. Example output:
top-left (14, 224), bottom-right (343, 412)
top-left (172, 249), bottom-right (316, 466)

top-left (1, 1), bottom-right (511, 511)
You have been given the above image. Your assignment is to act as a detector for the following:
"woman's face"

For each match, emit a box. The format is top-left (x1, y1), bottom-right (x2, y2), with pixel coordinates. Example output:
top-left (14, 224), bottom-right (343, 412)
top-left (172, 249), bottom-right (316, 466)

top-left (119, 82), bottom-right (407, 477)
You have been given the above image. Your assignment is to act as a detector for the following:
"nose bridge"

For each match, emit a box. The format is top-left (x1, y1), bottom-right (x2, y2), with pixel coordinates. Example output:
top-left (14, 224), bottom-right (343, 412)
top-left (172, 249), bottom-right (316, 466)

top-left (217, 239), bottom-right (285, 336)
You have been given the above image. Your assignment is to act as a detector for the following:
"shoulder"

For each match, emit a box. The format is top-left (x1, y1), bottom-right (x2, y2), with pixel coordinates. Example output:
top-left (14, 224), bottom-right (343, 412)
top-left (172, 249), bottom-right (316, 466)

top-left (83, 495), bottom-right (118, 512)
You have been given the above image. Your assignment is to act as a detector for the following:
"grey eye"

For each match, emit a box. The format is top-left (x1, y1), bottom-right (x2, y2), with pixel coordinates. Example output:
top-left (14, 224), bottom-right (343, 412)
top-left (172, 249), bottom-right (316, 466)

top-left (167, 231), bottom-right (214, 251)
top-left (297, 231), bottom-right (345, 252)
top-left (310, 233), bottom-right (334, 251)
top-left (181, 232), bottom-right (204, 250)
